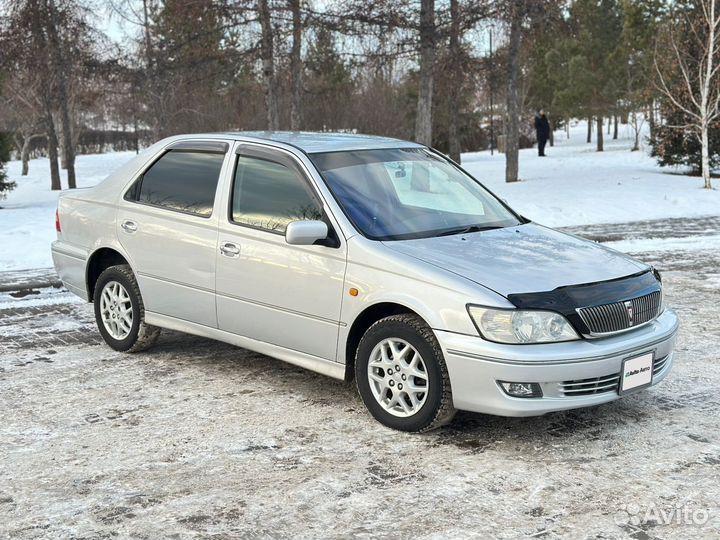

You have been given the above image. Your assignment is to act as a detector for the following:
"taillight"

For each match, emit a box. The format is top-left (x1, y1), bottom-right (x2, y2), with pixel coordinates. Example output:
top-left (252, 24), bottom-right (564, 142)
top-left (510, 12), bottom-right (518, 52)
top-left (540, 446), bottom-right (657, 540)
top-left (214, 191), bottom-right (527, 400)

top-left (55, 208), bottom-right (61, 233)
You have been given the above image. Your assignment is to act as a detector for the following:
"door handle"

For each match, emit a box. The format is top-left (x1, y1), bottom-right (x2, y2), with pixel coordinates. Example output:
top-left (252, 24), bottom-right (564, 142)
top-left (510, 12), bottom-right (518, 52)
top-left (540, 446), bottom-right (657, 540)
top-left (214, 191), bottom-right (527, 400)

top-left (121, 220), bottom-right (137, 233)
top-left (220, 242), bottom-right (240, 257)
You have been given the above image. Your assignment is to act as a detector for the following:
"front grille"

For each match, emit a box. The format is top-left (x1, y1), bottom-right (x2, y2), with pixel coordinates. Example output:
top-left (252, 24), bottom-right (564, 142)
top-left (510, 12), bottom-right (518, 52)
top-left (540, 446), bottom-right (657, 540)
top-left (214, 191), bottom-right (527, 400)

top-left (561, 373), bottom-right (621, 396)
top-left (653, 354), bottom-right (670, 376)
top-left (559, 354), bottom-right (668, 397)
top-left (577, 290), bottom-right (662, 336)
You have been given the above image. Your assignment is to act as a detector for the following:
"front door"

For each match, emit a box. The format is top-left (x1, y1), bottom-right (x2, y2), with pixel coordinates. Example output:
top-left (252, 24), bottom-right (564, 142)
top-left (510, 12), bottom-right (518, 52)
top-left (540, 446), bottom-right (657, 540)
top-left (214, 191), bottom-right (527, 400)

top-left (215, 145), bottom-right (347, 361)
top-left (118, 142), bottom-right (229, 328)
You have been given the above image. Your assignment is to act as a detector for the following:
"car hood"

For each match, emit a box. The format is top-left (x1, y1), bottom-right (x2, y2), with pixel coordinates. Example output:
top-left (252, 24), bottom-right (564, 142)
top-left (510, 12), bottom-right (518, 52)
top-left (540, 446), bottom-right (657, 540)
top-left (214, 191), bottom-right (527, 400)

top-left (382, 223), bottom-right (648, 296)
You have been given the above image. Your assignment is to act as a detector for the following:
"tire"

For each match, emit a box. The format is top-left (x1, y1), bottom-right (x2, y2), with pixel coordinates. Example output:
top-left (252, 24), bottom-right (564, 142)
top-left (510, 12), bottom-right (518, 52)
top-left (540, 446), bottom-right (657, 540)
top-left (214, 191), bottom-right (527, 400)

top-left (93, 264), bottom-right (160, 353)
top-left (355, 314), bottom-right (456, 432)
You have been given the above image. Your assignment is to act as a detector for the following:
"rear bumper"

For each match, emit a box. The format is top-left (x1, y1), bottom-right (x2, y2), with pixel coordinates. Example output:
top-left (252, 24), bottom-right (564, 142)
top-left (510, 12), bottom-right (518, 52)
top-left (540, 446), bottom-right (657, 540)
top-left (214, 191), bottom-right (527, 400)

top-left (51, 241), bottom-right (88, 301)
top-left (436, 309), bottom-right (679, 416)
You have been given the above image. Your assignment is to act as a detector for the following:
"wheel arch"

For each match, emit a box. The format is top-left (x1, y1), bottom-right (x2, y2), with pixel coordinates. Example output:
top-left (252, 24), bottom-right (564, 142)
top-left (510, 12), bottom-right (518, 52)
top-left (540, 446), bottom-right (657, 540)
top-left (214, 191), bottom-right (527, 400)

top-left (343, 301), bottom-right (429, 382)
top-left (86, 247), bottom-right (131, 301)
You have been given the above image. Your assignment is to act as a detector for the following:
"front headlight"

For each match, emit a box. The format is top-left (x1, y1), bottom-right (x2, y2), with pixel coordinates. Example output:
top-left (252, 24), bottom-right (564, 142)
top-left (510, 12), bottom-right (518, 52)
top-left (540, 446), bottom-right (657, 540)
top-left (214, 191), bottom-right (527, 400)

top-left (467, 305), bottom-right (580, 344)
top-left (659, 286), bottom-right (666, 313)
top-left (654, 267), bottom-right (666, 313)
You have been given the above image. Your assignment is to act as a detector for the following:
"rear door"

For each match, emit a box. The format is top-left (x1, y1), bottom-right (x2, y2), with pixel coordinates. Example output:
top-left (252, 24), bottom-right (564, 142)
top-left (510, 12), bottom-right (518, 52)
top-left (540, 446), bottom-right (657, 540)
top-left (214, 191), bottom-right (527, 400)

top-left (215, 144), bottom-right (347, 361)
top-left (118, 140), bottom-right (230, 328)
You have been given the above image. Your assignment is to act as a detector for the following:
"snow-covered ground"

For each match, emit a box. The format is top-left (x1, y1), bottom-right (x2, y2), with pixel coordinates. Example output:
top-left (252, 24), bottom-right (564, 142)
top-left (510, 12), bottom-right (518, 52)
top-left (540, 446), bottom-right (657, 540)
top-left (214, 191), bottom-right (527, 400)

top-left (463, 121), bottom-right (720, 227)
top-left (1, 121), bottom-right (718, 272)
top-left (1, 152), bottom-right (136, 271)
top-left (2, 246), bottom-right (719, 539)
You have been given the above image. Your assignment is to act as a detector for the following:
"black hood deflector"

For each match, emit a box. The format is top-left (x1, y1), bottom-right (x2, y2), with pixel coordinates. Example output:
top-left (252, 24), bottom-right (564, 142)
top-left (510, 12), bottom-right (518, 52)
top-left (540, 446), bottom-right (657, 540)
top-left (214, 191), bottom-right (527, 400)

top-left (507, 269), bottom-right (661, 336)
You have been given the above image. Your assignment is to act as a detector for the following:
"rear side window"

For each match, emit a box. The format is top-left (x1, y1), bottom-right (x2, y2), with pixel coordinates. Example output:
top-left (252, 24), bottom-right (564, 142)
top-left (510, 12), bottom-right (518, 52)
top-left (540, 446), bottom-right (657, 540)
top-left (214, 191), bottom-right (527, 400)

top-left (231, 155), bottom-right (321, 233)
top-left (130, 150), bottom-right (225, 217)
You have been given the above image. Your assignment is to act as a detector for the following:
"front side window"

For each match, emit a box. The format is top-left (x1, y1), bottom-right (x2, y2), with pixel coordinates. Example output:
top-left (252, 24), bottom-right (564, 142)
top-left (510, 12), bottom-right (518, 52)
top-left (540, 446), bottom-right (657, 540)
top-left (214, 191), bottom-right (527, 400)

top-left (134, 150), bottom-right (225, 217)
top-left (231, 155), bottom-right (322, 233)
top-left (310, 148), bottom-right (522, 240)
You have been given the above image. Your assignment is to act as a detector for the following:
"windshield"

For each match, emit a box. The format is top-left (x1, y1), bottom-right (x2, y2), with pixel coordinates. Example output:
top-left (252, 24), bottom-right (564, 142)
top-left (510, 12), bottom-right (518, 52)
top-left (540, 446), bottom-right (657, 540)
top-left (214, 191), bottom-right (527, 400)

top-left (310, 147), bottom-right (523, 240)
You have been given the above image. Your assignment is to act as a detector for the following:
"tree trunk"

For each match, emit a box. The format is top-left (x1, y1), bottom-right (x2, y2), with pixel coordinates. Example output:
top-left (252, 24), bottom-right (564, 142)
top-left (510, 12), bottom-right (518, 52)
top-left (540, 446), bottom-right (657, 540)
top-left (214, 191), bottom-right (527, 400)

top-left (586, 116), bottom-right (592, 143)
top-left (133, 116), bottom-right (140, 154)
top-left (141, 0), bottom-right (161, 140)
top-left (289, 0), bottom-right (302, 131)
top-left (447, 0), bottom-right (461, 162)
top-left (21, 136), bottom-right (32, 176)
top-left (566, 116), bottom-right (570, 138)
top-left (59, 134), bottom-right (66, 169)
top-left (549, 117), bottom-right (554, 147)
top-left (631, 112), bottom-right (640, 151)
top-left (415, 0), bottom-right (435, 146)
top-left (504, 1), bottom-right (522, 183)
top-left (46, 0), bottom-right (76, 188)
top-left (45, 103), bottom-right (61, 191)
top-left (613, 114), bottom-right (618, 140)
top-left (701, 126), bottom-right (712, 189)
top-left (596, 115), bottom-right (604, 152)
top-left (259, 0), bottom-right (279, 130)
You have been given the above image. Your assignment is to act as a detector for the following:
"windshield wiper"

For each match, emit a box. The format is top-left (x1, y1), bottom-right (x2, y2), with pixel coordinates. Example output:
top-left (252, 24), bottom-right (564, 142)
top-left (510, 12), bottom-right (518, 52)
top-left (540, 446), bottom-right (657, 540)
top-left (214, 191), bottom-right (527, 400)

top-left (435, 225), bottom-right (503, 237)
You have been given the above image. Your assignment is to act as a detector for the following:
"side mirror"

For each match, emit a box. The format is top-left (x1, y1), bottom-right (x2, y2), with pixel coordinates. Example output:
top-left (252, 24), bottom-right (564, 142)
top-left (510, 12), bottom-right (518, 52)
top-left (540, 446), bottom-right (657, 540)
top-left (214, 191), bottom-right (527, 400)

top-left (285, 220), bottom-right (329, 246)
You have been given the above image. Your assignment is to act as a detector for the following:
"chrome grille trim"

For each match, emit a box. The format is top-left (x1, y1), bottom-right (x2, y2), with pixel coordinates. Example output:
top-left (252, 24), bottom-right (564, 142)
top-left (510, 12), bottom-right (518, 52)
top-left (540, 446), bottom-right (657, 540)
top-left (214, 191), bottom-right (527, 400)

top-left (560, 373), bottom-right (621, 396)
top-left (559, 354), bottom-right (669, 397)
top-left (653, 354), bottom-right (669, 376)
top-left (576, 290), bottom-right (662, 337)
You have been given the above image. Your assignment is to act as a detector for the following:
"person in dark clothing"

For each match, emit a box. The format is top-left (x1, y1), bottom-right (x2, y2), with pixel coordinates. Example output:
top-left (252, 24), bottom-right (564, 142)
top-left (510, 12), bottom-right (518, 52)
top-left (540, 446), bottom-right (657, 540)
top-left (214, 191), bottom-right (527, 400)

top-left (534, 109), bottom-right (550, 156)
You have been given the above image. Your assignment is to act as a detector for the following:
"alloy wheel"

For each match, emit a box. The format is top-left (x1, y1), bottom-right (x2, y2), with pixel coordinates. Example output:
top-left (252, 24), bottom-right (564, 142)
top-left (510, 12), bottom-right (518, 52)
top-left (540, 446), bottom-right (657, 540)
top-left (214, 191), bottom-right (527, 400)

top-left (367, 338), bottom-right (429, 417)
top-left (99, 280), bottom-right (133, 340)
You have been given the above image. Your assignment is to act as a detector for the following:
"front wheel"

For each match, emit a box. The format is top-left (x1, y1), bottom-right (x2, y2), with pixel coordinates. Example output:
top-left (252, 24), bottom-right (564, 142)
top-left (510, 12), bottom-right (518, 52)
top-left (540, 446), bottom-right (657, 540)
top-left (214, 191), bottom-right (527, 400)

top-left (93, 264), bottom-right (160, 353)
top-left (355, 314), bottom-right (456, 432)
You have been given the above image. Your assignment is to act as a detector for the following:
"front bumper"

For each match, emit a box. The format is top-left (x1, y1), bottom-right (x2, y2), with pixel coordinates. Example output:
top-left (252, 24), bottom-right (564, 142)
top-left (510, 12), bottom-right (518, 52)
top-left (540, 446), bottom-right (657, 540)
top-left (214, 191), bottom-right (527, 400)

top-left (436, 309), bottom-right (679, 416)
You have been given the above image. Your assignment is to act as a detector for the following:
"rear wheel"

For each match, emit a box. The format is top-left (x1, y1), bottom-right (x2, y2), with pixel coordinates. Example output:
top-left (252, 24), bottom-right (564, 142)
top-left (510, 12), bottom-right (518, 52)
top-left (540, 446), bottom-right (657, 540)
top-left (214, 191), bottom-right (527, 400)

top-left (355, 314), bottom-right (455, 432)
top-left (93, 264), bottom-right (159, 352)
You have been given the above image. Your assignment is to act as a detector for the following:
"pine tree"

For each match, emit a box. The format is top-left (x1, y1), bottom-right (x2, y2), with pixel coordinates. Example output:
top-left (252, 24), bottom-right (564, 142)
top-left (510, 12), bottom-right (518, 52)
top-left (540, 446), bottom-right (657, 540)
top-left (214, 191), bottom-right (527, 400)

top-left (620, 0), bottom-right (666, 150)
top-left (552, 0), bottom-right (624, 151)
top-left (0, 133), bottom-right (16, 200)
top-left (303, 28), bottom-right (355, 131)
top-left (151, 0), bottom-right (229, 135)
top-left (650, 108), bottom-right (720, 174)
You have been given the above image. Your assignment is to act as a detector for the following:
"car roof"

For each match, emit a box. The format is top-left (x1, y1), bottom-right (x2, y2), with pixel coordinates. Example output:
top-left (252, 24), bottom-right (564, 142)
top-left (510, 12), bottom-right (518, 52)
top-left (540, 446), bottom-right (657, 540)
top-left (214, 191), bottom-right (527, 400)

top-left (216, 131), bottom-right (424, 154)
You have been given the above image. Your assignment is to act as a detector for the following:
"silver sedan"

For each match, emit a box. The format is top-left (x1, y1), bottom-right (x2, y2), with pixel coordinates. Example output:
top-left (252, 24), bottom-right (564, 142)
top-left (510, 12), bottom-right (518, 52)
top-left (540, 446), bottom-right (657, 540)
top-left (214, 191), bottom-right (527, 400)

top-left (52, 132), bottom-right (678, 432)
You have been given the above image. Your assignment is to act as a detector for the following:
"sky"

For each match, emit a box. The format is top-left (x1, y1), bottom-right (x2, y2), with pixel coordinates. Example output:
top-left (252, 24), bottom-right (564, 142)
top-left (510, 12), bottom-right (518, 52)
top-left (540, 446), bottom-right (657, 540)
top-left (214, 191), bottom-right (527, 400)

top-left (94, 1), bottom-right (138, 45)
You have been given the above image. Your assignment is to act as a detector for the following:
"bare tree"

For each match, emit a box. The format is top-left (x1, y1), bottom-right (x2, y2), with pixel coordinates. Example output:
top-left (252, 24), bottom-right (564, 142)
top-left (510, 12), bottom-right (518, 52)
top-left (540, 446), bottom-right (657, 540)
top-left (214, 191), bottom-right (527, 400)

top-left (655, 0), bottom-right (720, 189)
top-left (415, 0), bottom-right (435, 145)
top-left (505, 0), bottom-right (522, 182)
top-left (0, 72), bottom-right (46, 175)
top-left (447, 0), bottom-right (461, 162)
top-left (259, 0), bottom-right (279, 130)
top-left (289, 0), bottom-right (303, 130)
top-left (140, 0), bottom-right (161, 139)
top-left (45, 0), bottom-right (76, 188)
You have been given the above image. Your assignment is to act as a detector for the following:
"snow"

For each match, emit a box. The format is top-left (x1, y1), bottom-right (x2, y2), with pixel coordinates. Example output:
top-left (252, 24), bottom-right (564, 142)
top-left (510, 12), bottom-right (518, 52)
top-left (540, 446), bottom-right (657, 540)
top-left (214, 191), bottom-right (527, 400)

top-left (462, 121), bottom-right (720, 228)
top-left (603, 234), bottom-right (720, 254)
top-left (0, 152), bottom-right (136, 272)
top-left (0, 288), bottom-right (84, 311)
top-left (0, 121), bottom-right (718, 272)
